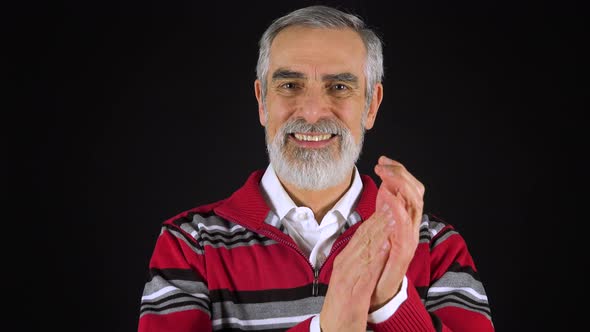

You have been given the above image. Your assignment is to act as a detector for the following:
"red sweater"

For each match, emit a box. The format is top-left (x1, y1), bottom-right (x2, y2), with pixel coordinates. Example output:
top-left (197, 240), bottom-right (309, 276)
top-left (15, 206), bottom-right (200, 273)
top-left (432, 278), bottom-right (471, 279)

top-left (139, 170), bottom-right (494, 331)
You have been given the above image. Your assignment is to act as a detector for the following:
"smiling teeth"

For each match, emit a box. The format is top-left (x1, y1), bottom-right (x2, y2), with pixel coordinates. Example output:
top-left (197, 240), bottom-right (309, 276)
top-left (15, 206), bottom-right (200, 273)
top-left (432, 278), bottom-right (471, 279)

top-left (294, 133), bottom-right (332, 141)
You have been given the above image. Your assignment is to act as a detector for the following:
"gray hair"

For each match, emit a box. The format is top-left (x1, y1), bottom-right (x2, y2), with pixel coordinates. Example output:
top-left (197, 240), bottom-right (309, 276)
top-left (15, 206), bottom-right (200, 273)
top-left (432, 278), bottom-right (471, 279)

top-left (256, 5), bottom-right (384, 111)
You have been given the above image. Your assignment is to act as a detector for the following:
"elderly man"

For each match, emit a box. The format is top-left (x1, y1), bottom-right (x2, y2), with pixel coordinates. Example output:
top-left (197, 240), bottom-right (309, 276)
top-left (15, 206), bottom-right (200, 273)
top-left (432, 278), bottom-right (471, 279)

top-left (139, 5), bottom-right (494, 332)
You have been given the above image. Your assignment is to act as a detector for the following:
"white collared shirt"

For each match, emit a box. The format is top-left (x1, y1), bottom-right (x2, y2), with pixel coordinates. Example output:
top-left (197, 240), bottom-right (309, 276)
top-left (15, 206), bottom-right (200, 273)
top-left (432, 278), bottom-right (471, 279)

top-left (260, 163), bottom-right (362, 269)
top-left (259, 164), bottom-right (408, 330)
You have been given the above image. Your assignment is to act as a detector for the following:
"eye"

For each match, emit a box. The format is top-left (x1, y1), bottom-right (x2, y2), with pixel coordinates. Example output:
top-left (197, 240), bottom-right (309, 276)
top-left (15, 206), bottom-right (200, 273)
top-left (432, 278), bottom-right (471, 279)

top-left (331, 84), bottom-right (349, 91)
top-left (280, 82), bottom-right (298, 89)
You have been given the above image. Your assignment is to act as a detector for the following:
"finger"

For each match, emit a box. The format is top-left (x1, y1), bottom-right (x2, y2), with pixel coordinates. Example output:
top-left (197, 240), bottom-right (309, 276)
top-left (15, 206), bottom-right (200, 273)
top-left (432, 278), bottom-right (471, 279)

top-left (375, 183), bottom-right (394, 213)
top-left (378, 180), bottom-right (421, 243)
top-left (375, 160), bottom-right (424, 213)
top-left (389, 197), bottom-right (420, 257)
top-left (379, 186), bottom-right (415, 241)
top-left (377, 156), bottom-right (425, 196)
top-left (395, 188), bottom-right (422, 230)
top-left (386, 194), bottom-right (419, 264)
top-left (375, 159), bottom-right (420, 195)
top-left (388, 188), bottom-right (413, 226)
top-left (375, 163), bottom-right (423, 203)
top-left (375, 165), bottom-right (423, 223)
top-left (376, 168), bottom-right (416, 212)
top-left (370, 192), bottom-right (419, 310)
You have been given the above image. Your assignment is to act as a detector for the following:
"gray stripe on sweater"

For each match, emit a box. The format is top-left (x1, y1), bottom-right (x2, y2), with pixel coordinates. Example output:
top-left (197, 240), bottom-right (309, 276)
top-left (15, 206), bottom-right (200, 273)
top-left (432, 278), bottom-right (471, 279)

top-left (143, 276), bottom-right (209, 300)
top-left (211, 297), bottom-right (324, 330)
top-left (176, 213), bottom-right (280, 249)
top-left (213, 319), bottom-right (303, 331)
top-left (192, 214), bottom-right (236, 228)
top-left (141, 301), bottom-right (209, 318)
top-left (211, 296), bottom-right (323, 321)
top-left (166, 227), bottom-right (204, 254)
top-left (425, 271), bottom-right (490, 319)
top-left (419, 215), bottom-right (432, 243)
top-left (427, 299), bottom-right (492, 321)
top-left (201, 236), bottom-right (278, 249)
top-left (429, 271), bottom-right (488, 299)
top-left (431, 229), bottom-right (459, 249)
top-left (141, 277), bottom-right (210, 317)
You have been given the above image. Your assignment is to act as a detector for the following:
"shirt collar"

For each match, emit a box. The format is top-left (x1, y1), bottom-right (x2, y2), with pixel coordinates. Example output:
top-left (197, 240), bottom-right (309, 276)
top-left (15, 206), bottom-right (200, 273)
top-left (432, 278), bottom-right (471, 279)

top-left (260, 163), bottom-right (363, 222)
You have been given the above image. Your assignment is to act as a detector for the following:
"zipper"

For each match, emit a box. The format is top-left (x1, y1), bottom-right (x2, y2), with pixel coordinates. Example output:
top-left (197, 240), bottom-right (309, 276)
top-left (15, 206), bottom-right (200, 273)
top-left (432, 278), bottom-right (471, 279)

top-left (264, 229), bottom-right (357, 296)
top-left (311, 235), bottom-right (353, 296)
top-left (259, 228), bottom-right (313, 267)
top-left (312, 268), bottom-right (319, 296)
top-left (215, 213), bottom-right (358, 297)
top-left (259, 228), bottom-right (323, 296)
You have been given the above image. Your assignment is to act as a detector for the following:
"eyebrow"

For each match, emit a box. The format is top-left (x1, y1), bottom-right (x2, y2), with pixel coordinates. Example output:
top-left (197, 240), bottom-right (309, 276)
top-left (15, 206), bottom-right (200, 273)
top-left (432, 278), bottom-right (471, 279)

top-left (272, 69), bottom-right (306, 81)
top-left (322, 73), bottom-right (359, 87)
top-left (271, 68), bottom-right (359, 87)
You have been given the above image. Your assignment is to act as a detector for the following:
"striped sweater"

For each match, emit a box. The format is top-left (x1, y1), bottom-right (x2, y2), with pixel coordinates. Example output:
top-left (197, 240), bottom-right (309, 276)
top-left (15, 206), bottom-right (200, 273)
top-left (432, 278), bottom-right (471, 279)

top-left (139, 170), bottom-right (494, 331)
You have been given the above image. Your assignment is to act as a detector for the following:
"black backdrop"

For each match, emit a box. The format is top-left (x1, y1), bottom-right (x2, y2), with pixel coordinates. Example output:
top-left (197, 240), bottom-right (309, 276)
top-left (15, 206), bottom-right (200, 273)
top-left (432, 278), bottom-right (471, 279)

top-left (16, 0), bottom-right (585, 331)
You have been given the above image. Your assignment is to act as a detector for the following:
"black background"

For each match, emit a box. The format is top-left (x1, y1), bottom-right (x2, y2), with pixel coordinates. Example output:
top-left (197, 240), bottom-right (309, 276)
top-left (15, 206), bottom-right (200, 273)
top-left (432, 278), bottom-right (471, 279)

top-left (15, 0), bottom-right (585, 331)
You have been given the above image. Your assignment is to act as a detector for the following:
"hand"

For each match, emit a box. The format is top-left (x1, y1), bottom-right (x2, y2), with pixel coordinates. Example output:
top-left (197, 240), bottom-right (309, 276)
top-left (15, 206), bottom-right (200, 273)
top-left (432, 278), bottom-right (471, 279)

top-left (320, 203), bottom-right (396, 332)
top-left (370, 156), bottom-right (425, 311)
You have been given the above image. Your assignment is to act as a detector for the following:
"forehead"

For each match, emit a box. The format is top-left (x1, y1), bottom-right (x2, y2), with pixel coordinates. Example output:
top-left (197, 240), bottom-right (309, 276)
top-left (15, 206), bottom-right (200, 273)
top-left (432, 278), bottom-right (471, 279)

top-left (268, 26), bottom-right (367, 78)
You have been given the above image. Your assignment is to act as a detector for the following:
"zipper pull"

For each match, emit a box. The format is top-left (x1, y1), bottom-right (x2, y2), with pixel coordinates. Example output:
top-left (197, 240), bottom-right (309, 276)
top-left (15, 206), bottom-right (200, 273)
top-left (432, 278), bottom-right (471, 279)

top-left (312, 268), bottom-right (319, 296)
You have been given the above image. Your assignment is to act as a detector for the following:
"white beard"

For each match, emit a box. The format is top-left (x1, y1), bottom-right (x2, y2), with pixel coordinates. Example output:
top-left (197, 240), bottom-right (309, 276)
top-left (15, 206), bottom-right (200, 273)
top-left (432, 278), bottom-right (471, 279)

top-left (266, 117), bottom-right (364, 190)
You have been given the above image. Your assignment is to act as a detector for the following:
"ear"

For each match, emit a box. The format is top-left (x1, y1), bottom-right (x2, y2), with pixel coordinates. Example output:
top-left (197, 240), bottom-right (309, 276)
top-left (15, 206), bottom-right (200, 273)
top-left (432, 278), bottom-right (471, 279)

top-left (364, 83), bottom-right (383, 130)
top-left (254, 79), bottom-right (266, 126)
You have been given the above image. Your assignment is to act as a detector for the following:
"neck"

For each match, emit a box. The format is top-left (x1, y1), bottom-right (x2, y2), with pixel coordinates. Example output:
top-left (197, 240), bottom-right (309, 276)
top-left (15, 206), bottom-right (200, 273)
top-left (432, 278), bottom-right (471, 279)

top-left (279, 169), bottom-right (355, 223)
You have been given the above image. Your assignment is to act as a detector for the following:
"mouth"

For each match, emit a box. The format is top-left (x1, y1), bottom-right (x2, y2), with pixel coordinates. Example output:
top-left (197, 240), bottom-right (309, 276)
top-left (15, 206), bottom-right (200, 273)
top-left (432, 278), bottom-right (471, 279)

top-left (288, 132), bottom-right (338, 148)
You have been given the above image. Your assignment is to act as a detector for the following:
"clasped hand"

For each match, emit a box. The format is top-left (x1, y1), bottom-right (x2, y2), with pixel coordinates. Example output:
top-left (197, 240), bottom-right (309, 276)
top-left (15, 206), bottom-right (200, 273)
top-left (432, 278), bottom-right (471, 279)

top-left (320, 156), bottom-right (425, 332)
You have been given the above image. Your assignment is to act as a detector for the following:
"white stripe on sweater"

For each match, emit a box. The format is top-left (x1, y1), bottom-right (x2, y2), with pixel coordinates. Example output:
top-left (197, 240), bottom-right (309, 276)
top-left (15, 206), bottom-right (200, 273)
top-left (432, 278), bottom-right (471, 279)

top-left (142, 285), bottom-right (208, 301)
top-left (212, 314), bottom-right (315, 327)
top-left (428, 286), bottom-right (488, 301)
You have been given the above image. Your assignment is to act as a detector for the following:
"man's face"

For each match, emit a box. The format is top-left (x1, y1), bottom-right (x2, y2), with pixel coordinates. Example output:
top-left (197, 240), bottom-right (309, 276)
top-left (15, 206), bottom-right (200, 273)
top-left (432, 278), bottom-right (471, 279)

top-left (255, 26), bottom-right (382, 190)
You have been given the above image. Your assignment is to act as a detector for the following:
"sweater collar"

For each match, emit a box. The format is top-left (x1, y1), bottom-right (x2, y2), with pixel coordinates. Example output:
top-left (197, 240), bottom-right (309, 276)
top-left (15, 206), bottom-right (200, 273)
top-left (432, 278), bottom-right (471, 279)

top-left (214, 169), bottom-right (379, 230)
top-left (259, 164), bottom-right (363, 222)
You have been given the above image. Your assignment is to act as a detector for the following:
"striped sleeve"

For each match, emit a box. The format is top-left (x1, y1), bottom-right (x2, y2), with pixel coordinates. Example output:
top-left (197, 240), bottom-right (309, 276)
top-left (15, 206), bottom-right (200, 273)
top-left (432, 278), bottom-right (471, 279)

top-left (138, 221), bottom-right (213, 332)
top-left (426, 220), bottom-right (494, 331)
top-left (369, 215), bottom-right (494, 332)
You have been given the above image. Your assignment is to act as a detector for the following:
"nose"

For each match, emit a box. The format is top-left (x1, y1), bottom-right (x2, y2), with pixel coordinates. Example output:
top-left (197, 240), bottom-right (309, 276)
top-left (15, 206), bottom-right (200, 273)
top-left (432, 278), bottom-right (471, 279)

top-left (296, 86), bottom-right (332, 124)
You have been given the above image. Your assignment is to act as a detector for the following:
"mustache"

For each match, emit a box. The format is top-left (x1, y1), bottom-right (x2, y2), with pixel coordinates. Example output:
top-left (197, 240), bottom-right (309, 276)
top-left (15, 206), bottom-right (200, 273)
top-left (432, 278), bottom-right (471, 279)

top-left (279, 118), bottom-right (347, 136)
